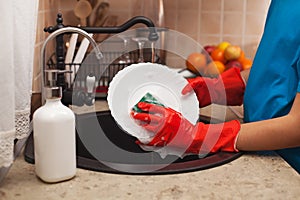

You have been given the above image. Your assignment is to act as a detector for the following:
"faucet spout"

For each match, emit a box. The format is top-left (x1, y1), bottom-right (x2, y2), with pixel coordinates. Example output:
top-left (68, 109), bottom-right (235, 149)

top-left (41, 27), bottom-right (102, 102)
top-left (81, 16), bottom-right (159, 41)
top-left (41, 27), bottom-right (102, 71)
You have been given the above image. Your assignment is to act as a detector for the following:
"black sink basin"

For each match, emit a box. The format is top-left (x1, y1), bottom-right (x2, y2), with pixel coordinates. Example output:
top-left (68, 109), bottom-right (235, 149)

top-left (24, 111), bottom-right (242, 175)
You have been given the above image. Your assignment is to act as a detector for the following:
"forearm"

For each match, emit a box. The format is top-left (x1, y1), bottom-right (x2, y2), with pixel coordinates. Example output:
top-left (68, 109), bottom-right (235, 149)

top-left (236, 93), bottom-right (300, 151)
top-left (237, 116), bottom-right (300, 151)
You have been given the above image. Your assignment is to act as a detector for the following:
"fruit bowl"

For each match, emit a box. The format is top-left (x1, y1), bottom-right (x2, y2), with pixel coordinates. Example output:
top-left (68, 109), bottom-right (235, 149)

top-left (186, 41), bottom-right (253, 78)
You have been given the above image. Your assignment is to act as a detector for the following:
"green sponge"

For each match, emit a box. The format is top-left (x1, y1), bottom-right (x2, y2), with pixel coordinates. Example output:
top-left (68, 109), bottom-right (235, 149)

top-left (132, 92), bottom-right (165, 113)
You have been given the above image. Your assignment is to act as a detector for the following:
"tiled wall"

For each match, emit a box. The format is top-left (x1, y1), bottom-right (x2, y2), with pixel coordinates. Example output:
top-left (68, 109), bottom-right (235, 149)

top-left (32, 0), bottom-right (270, 92)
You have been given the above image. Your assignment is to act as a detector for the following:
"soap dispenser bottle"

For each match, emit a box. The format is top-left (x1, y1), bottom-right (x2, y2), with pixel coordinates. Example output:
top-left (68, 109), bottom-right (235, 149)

top-left (33, 70), bottom-right (76, 183)
top-left (32, 26), bottom-right (103, 183)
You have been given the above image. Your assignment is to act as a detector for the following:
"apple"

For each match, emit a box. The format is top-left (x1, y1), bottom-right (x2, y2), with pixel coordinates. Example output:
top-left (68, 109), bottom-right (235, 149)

top-left (224, 45), bottom-right (242, 60)
top-left (203, 45), bottom-right (216, 55)
top-left (225, 60), bottom-right (243, 71)
top-left (203, 45), bottom-right (217, 64)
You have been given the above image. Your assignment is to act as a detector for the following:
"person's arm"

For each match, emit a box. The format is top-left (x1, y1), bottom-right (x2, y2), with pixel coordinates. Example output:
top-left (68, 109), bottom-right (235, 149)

top-left (236, 93), bottom-right (300, 151)
top-left (131, 93), bottom-right (300, 154)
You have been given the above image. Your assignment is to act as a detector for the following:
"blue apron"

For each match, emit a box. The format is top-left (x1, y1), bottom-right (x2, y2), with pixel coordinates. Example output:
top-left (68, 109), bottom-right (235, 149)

top-left (244, 0), bottom-right (300, 173)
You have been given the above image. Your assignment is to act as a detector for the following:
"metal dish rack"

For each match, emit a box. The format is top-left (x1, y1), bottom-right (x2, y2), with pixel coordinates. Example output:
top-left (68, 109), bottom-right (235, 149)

top-left (47, 49), bottom-right (155, 98)
top-left (93, 50), bottom-right (158, 96)
top-left (44, 14), bottom-right (163, 104)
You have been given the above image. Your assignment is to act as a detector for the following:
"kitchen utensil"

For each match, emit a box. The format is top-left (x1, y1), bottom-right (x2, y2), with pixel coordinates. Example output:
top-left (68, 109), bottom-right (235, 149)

top-left (88, 0), bottom-right (101, 26)
top-left (88, 1), bottom-right (110, 26)
top-left (65, 34), bottom-right (78, 64)
top-left (74, 0), bottom-right (92, 26)
top-left (93, 15), bottom-right (118, 42)
top-left (65, 33), bottom-right (78, 87)
top-left (71, 34), bottom-right (94, 83)
top-left (87, 0), bottom-right (98, 7)
top-left (107, 63), bottom-right (199, 143)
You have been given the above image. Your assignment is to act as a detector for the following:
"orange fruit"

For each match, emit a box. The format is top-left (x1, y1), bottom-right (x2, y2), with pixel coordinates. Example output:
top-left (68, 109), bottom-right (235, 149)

top-left (211, 48), bottom-right (226, 63)
top-left (214, 61), bottom-right (226, 73)
top-left (186, 52), bottom-right (207, 74)
top-left (237, 50), bottom-right (245, 62)
top-left (241, 58), bottom-right (253, 70)
top-left (205, 61), bottom-right (225, 77)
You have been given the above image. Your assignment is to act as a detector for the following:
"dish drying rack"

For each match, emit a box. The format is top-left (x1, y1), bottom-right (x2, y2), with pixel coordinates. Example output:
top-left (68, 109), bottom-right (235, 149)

top-left (46, 50), bottom-right (154, 94)
top-left (44, 13), bottom-right (164, 106)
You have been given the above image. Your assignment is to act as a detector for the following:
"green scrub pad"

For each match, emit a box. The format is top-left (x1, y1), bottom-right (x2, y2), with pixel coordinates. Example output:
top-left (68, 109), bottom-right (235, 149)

top-left (132, 92), bottom-right (164, 113)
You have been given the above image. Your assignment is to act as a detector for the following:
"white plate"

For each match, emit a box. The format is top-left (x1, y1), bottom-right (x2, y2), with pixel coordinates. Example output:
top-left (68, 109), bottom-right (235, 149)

top-left (107, 63), bottom-right (199, 143)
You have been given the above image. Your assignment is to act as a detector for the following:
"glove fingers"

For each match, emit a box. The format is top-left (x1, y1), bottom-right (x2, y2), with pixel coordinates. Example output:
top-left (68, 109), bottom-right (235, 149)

top-left (140, 123), bottom-right (160, 132)
top-left (181, 78), bottom-right (203, 95)
top-left (181, 83), bottom-right (193, 95)
top-left (137, 102), bottom-right (165, 114)
top-left (131, 111), bottom-right (161, 124)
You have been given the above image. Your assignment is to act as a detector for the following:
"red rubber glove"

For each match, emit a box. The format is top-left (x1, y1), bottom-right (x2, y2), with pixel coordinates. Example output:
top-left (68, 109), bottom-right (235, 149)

top-left (182, 68), bottom-right (245, 107)
top-left (131, 102), bottom-right (241, 154)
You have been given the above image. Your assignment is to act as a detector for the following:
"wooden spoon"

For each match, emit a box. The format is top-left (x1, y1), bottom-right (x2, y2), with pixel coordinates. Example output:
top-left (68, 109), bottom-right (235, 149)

top-left (88, 1), bottom-right (110, 26)
top-left (74, 0), bottom-right (92, 26)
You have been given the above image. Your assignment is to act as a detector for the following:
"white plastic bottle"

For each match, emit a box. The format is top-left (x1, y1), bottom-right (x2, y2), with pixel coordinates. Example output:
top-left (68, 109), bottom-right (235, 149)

top-left (33, 86), bottom-right (76, 183)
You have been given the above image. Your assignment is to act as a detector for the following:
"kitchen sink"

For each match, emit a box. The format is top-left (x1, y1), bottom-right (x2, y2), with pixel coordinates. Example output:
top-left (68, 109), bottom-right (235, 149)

top-left (24, 111), bottom-right (242, 175)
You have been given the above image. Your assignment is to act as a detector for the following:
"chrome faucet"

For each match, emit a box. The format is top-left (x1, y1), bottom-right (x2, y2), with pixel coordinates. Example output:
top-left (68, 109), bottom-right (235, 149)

top-left (41, 27), bottom-right (102, 105)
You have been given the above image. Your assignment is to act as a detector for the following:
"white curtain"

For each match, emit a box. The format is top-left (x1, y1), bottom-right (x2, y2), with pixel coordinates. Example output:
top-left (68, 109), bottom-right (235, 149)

top-left (0, 0), bottom-right (39, 167)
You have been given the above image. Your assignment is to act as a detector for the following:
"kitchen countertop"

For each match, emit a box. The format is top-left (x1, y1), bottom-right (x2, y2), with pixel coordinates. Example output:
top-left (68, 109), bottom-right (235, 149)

top-left (1, 151), bottom-right (299, 199)
top-left (1, 101), bottom-right (299, 199)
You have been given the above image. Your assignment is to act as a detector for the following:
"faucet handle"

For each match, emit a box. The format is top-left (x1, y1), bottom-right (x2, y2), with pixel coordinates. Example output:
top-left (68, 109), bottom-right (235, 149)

top-left (86, 74), bottom-right (96, 94)
top-left (85, 74), bottom-right (96, 106)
